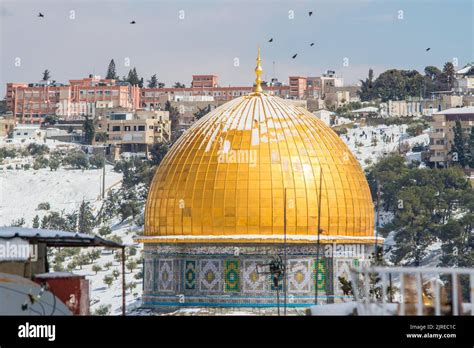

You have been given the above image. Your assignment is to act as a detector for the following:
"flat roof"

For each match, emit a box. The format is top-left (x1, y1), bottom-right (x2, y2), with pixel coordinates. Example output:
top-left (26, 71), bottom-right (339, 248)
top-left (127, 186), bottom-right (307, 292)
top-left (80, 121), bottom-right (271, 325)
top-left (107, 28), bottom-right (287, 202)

top-left (433, 106), bottom-right (474, 115)
top-left (0, 226), bottom-right (123, 248)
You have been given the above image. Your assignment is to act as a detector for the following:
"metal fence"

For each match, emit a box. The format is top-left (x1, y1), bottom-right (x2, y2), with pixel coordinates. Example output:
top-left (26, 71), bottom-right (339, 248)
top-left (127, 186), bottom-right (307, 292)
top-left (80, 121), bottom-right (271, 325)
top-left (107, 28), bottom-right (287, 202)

top-left (349, 267), bottom-right (474, 316)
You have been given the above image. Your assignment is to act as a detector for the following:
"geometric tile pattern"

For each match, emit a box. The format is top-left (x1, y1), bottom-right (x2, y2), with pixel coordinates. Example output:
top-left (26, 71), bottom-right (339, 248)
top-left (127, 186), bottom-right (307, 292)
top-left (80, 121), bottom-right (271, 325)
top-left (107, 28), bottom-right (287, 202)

top-left (224, 259), bottom-right (240, 292)
top-left (144, 259), bottom-right (154, 292)
top-left (199, 259), bottom-right (222, 292)
top-left (242, 260), bottom-right (266, 293)
top-left (184, 260), bottom-right (196, 290)
top-left (158, 259), bottom-right (174, 292)
top-left (288, 259), bottom-right (311, 292)
top-left (314, 258), bottom-right (326, 292)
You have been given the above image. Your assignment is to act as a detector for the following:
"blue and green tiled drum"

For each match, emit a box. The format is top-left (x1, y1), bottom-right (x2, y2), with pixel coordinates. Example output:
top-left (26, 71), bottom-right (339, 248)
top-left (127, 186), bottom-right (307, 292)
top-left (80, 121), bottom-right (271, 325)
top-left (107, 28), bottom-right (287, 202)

top-left (142, 244), bottom-right (373, 312)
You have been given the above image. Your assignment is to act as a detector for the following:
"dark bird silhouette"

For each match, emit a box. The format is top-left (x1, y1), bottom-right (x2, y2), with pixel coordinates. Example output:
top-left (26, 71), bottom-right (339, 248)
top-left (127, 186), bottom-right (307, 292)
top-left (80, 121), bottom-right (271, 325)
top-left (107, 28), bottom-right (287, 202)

top-left (309, 11), bottom-right (313, 16)
top-left (426, 47), bottom-right (431, 51)
top-left (292, 54), bottom-right (298, 59)
top-left (268, 38), bottom-right (273, 43)
top-left (130, 20), bottom-right (136, 24)
top-left (38, 12), bottom-right (44, 17)
top-left (310, 43), bottom-right (315, 46)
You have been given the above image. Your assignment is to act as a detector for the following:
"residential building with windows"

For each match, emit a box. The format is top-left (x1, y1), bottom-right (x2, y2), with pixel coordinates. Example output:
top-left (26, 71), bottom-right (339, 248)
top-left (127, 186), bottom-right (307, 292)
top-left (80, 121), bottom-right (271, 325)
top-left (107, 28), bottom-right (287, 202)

top-left (429, 107), bottom-right (474, 167)
top-left (96, 110), bottom-right (171, 158)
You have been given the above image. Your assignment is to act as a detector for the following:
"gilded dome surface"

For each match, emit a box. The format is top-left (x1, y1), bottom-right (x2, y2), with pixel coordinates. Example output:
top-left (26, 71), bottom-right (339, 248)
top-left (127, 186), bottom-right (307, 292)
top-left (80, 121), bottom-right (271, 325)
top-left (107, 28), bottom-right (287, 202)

top-left (143, 92), bottom-right (375, 244)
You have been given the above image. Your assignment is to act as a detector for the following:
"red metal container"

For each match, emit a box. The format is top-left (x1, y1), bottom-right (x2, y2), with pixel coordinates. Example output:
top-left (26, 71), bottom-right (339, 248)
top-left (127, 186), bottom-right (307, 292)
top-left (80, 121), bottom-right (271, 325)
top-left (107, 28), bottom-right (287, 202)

top-left (33, 272), bottom-right (90, 315)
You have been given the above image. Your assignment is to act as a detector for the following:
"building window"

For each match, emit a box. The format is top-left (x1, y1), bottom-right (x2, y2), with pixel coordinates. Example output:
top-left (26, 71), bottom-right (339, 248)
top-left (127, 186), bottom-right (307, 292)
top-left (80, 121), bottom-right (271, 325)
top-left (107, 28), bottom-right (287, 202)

top-left (112, 126), bottom-right (121, 132)
top-left (138, 125), bottom-right (145, 131)
top-left (124, 126), bottom-right (131, 131)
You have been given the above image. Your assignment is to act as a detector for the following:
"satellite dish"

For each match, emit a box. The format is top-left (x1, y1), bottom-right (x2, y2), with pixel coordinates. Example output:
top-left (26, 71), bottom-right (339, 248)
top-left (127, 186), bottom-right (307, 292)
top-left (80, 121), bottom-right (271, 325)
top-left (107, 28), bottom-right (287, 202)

top-left (0, 273), bottom-right (71, 315)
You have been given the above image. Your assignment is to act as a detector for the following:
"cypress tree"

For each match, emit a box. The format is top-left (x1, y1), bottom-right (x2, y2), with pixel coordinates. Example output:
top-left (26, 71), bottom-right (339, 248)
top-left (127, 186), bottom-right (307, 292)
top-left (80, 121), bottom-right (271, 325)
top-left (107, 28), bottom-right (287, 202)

top-left (106, 59), bottom-right (118, 79)
top-left (451, 120), bottom-right (466, 167)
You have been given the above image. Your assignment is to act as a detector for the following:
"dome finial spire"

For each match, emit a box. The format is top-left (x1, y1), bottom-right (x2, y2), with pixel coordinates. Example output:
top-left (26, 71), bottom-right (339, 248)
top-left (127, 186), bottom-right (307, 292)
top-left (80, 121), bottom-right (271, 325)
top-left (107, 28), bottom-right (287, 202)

top-left (254, 46), bottom-right (263, 93)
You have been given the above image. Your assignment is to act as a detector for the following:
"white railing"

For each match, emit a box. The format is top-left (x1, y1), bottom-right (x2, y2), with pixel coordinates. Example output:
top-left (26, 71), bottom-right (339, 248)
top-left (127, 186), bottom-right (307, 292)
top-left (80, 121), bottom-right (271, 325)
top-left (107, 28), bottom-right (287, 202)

top-left (349, 267), bottom-right (474, 316)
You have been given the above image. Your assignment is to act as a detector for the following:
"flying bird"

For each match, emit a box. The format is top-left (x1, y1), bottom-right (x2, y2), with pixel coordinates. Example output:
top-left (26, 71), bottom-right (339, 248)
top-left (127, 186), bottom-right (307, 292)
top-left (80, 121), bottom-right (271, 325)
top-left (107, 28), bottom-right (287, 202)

top-left (38, 12), bottom-right (44, 17)
top-left (426, 47), bottom-right (431, 51)
top-left (292, 54), bottom-right (298, 59)
top-left (130, 20), bottom-right (136, 24)
top-left (268, 38), bottom-right (273, 43)
top-left (310, 43), bottom-right (315, 46)
top-left (309, 11), bottom-right (313, 16)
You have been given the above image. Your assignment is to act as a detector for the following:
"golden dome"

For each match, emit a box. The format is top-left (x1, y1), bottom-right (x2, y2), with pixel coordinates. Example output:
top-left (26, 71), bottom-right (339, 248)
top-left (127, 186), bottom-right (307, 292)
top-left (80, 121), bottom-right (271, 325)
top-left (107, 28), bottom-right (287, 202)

top-left (142, 53), bottom-right (375, 244)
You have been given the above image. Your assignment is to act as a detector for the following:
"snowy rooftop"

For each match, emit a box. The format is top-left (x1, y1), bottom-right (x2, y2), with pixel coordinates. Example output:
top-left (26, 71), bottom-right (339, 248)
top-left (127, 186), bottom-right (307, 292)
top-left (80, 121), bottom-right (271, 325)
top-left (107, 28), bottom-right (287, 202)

top-left (14, 124), bottom-right (40, 129)
top-left (433, 106), bottom-right (474, 115)
top-left (0, 227), bottom-right (123, 248)
top-left (456, 65), bottom-right (473, 75)
top-left (351, 107), bottom-right (378, 113)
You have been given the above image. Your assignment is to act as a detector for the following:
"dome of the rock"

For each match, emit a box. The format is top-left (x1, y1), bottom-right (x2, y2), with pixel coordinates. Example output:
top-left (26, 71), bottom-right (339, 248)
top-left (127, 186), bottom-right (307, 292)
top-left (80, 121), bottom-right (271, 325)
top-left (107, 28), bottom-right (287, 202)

top-left (140, 50), bottom-right (379, 312)
top-left (143, 71), bottom-right (375, 245)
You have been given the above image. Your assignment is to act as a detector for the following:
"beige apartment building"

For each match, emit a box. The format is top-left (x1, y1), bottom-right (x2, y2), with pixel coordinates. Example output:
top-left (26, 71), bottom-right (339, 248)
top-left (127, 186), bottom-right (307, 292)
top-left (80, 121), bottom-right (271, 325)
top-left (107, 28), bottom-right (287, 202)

top-left (429, 107), bottom-right (474, 167)
top-left (96, 110), bottom-right (171, 158)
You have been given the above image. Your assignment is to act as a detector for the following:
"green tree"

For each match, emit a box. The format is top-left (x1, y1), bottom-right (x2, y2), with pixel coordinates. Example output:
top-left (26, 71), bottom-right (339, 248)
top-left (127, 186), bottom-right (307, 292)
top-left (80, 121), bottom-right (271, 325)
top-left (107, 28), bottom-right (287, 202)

top-left (11, 218), bottom-right (25, 227)
top-left (64, 150), bottom-right (89, 169)
top-left (126, 67), bottom-right (140, 86)
top-left (103, 275), bottom-right (114, 288)
top-left (95, 132), bottom-right (108, 142)
top-left (450, 120), bottom-right (467, 167)
top-left (83, 116), bottom-right (95, 145)
top-left (42, 69), bottom-right (51, 81)
top-left (173, 82), bottom-right (185, 88)
top-left (89, 153), bottom-right (105, 169)
top-left (92, 264), bottom-right (102, 274)
top-left (32, 215), bottom-right (40, 228)
top-left (466, 126), bottom-right (474, 168)
top-left (194, 104), bottom-right (211, 120)
top-left (150, 143), bottom-right (168, 166)
top-left (147, 74), bottom-right (158, 88)
top-left (126, 259), bottom-right (138, 273)
top-left (78, 200), bottom-right (95, 234)
top-left (48, 153), bottom-right (61, 171)
top-left (442, 62), bottom-right (455, 90)
top-left (98, 225), bottom-right (112, 237)
top-left (106, 59), bottom-right (118, 80)
top-left (358, 68), bottom-right (375, 101)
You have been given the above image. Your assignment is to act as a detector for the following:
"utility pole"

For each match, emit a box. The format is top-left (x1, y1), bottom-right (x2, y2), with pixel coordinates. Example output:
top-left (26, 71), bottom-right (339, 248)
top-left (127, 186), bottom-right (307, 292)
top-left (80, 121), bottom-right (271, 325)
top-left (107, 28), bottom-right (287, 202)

top-left (101, 146), bottom-right (106, 199)
top-left (315, 167), bottom-right (323, 305)
top-left (375, 180), bottom-right (381, 254)
top-left (283, 188), bottom-right (287, 316)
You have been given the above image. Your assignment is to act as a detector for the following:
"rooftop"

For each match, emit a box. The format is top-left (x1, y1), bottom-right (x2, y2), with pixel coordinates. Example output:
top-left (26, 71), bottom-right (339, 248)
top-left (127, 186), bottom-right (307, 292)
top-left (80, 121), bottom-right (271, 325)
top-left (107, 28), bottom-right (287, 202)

top-left (433, 106), bottom-right (474, 115)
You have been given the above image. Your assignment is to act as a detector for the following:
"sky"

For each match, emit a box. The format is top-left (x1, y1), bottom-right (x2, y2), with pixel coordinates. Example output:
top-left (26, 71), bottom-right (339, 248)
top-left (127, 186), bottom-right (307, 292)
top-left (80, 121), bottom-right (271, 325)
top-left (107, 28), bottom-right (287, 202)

top-left (0, 0), bottom-right (473, 95)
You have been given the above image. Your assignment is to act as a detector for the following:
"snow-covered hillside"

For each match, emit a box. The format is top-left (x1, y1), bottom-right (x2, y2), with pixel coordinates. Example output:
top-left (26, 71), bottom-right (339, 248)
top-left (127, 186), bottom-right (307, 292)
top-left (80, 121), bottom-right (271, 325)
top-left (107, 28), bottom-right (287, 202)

top-left (0, 166), bottom-right (121, 226)
top-left (340, 124), bottom-right (429, 168)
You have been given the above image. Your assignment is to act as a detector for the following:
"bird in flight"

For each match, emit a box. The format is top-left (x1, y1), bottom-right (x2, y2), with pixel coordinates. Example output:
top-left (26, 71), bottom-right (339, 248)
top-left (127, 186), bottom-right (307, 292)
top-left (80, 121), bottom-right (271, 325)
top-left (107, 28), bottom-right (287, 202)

top-left (268, 38), bottom-right (273, 43)
top-left (310, 43), bottom-right (315, 46)
top-left (426, 47), bottom-right (431, 51)
top-left (38, 12), bottom-right (44, 18)
top-left (309, 11), bottom-right (313, 16)
top-left (292, 54), bottom-right (298, 59)
top-left (130, 20), bottom-right (136, 24)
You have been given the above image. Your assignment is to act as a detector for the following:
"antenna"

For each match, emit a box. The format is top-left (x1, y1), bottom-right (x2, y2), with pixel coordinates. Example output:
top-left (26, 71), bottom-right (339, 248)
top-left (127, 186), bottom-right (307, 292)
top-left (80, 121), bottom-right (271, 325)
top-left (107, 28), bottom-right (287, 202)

top-left (256, 256), bottom-right (286, 316)
top-left (315, 166), bottom-right (323, 305)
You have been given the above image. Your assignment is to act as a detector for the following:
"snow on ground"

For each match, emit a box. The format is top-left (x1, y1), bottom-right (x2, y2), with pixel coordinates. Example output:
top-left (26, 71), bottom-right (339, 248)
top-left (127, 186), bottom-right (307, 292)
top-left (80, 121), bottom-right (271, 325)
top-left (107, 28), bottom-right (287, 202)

top-left (0, 165), bottom-right (122, 226)
top-left (340, 124), bottom-right (429, 168)
top-left (71, 218), bottom-right (144, 315)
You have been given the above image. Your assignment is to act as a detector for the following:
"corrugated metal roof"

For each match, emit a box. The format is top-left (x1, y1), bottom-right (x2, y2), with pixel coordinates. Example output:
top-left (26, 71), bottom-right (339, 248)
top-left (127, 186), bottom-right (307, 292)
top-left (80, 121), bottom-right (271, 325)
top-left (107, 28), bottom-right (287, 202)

top-left (0, 227), bottom-right (123, 248)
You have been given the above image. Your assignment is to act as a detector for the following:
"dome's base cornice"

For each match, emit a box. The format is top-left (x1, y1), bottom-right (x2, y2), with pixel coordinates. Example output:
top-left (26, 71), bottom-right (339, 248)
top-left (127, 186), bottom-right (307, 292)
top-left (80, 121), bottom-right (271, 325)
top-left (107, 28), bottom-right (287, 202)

top-left (137, 234), bottom-right (384, 244)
